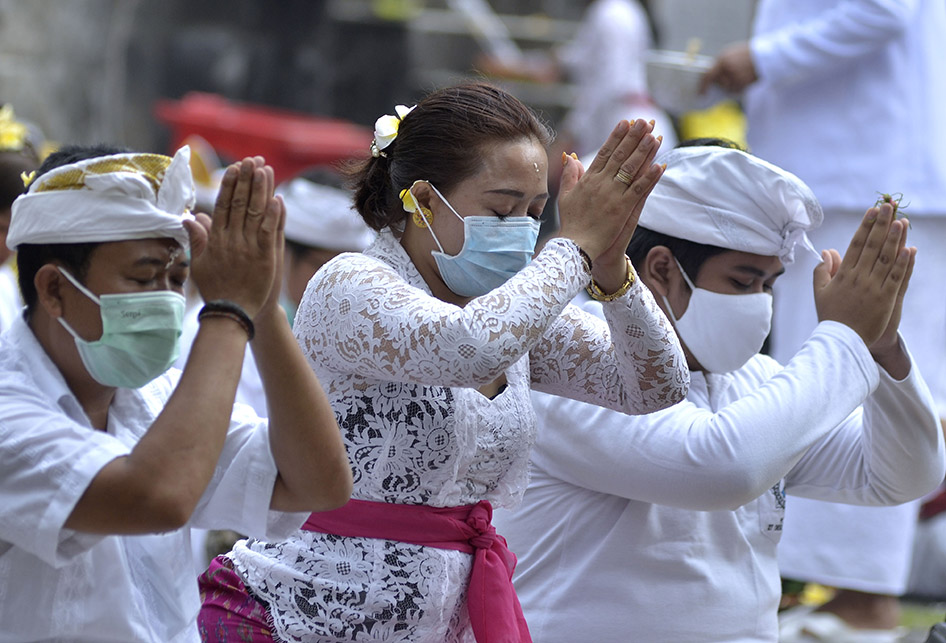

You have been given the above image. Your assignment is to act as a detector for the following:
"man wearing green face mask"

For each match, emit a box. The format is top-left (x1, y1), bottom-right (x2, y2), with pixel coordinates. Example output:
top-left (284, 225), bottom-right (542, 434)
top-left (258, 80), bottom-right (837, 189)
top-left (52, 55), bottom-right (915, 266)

top-left (0, 144), bottom-right (352, 641)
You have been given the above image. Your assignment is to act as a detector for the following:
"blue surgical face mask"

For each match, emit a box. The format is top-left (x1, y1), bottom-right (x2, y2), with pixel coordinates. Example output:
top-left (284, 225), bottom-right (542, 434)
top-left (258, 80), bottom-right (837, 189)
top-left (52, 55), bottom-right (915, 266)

top-left (57, 268), bottom-right (186, 388)
top-left (418, 183), bottom-right (541, 298)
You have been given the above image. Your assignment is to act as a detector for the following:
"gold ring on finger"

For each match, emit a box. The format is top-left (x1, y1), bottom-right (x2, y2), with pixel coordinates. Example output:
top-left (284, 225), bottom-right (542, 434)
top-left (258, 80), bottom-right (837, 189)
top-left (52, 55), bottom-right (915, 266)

top-left (615, 169), bottom-right (634, 185)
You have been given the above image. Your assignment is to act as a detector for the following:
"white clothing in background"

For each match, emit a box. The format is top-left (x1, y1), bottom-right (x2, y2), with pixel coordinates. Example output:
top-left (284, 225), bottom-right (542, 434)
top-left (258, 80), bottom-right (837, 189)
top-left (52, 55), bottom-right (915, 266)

top-left (559, 0), bottom-right (677, 157)
top-left (176, 298), bottom-right (268, 418)
top-left (494, 321), bottom-right (944, 642)
top-left (228, 230), bottom-right (688, 642)
top-left (779, 497), bottom-right (919, 595)
top-left (0, 317), bottom-right (304, 642)
top-left (0, 262), bottom-right (22, 331)
top-left (746, 0), bottom-right (946, 215)
top-left (746, 0), bottom-right (946, 595)
top-left (907, 508), bottom-right (946, 599)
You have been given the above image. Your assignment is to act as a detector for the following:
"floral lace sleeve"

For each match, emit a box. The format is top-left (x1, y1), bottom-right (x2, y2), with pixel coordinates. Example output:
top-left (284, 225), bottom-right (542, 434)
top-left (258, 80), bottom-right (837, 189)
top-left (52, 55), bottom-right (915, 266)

top-left (530, 270), bottom-right (689, 414)
top-left (295, 236), bottom-right (590, 387)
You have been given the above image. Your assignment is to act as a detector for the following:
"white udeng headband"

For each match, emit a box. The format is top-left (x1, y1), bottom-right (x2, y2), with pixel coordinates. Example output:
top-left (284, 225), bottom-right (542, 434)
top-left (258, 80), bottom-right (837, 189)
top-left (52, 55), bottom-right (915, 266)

top-left (638, 146), bottom-right (824, 264)
top-left (276, 177), bottom-right (375, 251)
top-left (7, 145), bottom-right (196, 251)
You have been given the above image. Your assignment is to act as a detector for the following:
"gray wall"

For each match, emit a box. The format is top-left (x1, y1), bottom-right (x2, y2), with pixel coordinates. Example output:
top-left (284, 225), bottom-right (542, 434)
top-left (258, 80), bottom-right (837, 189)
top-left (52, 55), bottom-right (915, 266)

top-left (0, 0), bottom-right (142, 146)
top-left (0, 0), bottom-right (754, 156)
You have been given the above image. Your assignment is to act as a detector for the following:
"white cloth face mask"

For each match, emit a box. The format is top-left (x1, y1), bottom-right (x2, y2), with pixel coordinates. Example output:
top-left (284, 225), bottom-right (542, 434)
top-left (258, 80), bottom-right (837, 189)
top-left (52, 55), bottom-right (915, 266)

top-left (662, 259), bottom-right (773, 373)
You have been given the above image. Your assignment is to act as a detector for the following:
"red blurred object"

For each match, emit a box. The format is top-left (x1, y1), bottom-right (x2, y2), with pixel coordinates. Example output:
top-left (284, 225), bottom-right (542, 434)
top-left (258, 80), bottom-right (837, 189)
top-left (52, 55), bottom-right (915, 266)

top-left (154, 92), bottom-right (372, 182)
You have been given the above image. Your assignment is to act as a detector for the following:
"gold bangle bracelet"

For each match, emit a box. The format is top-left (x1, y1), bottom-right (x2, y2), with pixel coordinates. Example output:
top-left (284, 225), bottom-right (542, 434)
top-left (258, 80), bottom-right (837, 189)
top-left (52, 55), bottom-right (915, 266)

top-left (586, 256), bottom-right (636, 302)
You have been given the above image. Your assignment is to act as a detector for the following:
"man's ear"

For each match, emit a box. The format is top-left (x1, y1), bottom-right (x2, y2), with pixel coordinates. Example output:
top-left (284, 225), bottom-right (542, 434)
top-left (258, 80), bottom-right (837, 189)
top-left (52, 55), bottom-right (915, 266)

top-left (34, 264), bottom-right (65, 319)
top-left (640, 246), bottom-right (677, 299)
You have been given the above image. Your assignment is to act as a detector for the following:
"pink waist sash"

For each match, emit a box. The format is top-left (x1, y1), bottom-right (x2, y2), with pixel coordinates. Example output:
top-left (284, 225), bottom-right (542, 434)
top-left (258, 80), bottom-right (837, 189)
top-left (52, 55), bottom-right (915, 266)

top-left (303, 498), bottom-right (532, 643)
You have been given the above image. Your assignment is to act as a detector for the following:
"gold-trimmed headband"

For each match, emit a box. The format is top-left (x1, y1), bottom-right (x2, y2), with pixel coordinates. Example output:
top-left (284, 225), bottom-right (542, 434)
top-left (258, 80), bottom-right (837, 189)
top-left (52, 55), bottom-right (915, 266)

top-left (8, 146), bottom-right (196, 252)
top-left (29, 154), bottom-right (172, 195)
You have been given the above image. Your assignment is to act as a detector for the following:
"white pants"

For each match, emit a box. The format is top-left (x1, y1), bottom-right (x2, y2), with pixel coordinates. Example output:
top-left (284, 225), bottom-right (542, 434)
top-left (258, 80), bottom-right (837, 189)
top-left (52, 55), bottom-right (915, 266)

top-left (772, 209), bottom-right (946, 594)
top-left (908, 503), bottom-right (946, 599)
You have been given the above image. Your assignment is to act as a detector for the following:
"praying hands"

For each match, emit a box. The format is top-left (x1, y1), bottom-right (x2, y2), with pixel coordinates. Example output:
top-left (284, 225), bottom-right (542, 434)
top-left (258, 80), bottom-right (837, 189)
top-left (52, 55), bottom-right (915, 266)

top-left (814, 202), bottom-right (915, 378)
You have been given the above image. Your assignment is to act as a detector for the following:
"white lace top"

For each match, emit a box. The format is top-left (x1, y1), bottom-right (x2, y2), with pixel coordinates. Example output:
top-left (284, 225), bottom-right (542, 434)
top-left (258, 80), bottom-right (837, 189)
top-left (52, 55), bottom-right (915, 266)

top-left (229, 230), bottom-right (687, 642)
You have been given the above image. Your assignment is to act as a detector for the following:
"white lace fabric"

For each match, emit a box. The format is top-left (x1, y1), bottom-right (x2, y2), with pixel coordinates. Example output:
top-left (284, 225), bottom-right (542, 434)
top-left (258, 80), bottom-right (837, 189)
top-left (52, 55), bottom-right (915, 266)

top-left (230, 230), bottom-right (687, 642)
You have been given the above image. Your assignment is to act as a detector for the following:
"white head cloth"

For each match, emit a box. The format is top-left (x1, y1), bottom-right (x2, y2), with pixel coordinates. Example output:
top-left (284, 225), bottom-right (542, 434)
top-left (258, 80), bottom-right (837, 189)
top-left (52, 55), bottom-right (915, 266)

top-left (8, 146), bottom-right (196, 251)
top-left (276, 177), bottom-right (375, 251)
top-left (638, 146), bottom-right (823, 264)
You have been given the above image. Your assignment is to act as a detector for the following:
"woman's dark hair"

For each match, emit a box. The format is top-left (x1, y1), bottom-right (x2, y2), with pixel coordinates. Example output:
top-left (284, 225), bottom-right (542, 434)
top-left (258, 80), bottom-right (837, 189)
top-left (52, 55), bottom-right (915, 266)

top-left (625, 137), bottom-right (744, 279)
top-left (17, 143), bottom-right (132, 316)
top-left (346, 82), bottom-right (553, 231)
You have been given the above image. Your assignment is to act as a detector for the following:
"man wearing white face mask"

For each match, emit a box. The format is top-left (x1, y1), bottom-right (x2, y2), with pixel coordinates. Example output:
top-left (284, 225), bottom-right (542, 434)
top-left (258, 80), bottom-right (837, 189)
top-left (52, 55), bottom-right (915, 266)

top-left (493, 140), bottom-right (946, 642)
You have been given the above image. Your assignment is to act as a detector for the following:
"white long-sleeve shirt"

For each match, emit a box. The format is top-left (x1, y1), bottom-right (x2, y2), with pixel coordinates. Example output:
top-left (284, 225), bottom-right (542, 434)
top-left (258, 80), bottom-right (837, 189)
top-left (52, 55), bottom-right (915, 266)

top-left (494, 321), bottom-right (945, 642)
top-left (745, 0), bottom-right (946, 214)
top-left (0, 317), bottom-right (305, 642)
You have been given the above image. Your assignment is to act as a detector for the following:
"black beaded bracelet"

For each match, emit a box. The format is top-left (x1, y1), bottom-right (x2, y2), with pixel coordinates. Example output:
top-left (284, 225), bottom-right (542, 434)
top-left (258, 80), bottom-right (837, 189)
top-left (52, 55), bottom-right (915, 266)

top-left (198, 300), bottom-right (255, 340)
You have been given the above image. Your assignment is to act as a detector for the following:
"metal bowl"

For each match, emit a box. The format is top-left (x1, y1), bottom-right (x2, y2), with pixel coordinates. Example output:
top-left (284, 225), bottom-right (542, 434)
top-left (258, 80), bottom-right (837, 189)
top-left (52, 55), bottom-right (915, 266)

top-left (645, 50), bottom-right (730, 116)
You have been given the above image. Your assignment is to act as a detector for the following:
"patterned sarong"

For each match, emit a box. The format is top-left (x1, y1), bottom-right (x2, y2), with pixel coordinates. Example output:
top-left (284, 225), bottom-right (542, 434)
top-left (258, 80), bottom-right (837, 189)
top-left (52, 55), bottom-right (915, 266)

top-left (198, 556), bottom-right (275, 642)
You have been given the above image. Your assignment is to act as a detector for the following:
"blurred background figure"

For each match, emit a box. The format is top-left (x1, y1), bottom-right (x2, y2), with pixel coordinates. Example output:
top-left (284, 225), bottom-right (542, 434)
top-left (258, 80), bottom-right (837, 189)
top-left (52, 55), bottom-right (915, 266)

top-left (908, 487), bottom-right (946, 603)
top-left (182, 133), bottom-right (226, 213)
top-left (702, 1), bottom-right (946, 639)
top-left (0, 105), bottom-right (45, 331)
top-left (276, 168), bottom-right (376, 327)
top-left (477, 0), bottom-right (677, 163)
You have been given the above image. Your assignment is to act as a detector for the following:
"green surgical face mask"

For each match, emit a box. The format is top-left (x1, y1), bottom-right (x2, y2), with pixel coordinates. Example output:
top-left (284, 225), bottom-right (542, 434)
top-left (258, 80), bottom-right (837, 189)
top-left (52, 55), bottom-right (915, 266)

top-left (57, 268), bottom-right (186, 388)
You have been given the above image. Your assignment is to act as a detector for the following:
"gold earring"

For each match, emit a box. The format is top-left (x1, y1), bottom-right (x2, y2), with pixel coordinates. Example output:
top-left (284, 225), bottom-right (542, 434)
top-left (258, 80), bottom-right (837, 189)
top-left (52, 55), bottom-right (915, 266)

top-left (412, 207), bottom-right (434, 228)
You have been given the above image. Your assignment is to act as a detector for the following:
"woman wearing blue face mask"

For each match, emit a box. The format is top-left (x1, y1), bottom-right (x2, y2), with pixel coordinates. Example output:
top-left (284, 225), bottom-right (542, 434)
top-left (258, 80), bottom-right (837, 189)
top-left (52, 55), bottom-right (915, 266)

top-left (200, 81), bottom-right (689, 643)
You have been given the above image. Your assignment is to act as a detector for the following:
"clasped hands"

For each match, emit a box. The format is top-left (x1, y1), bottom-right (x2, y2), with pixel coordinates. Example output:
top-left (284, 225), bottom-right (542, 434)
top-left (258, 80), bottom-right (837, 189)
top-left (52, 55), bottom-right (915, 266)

top-left (814, 203), bottom-right (915, 364)
top-left (556, 119), bottom-right (664, 293)
top-left (183, 157), bottom-right (286, 322)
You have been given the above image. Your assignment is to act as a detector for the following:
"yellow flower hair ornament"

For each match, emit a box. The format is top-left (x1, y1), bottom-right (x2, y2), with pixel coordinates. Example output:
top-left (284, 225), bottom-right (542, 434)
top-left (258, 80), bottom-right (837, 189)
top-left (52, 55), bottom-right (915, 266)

top-left (0, 105), bottom-right (29, 152)
top-left (399, 180), bottom-right (433, 228)
top-left (371, 104), bottom-right (416, 158)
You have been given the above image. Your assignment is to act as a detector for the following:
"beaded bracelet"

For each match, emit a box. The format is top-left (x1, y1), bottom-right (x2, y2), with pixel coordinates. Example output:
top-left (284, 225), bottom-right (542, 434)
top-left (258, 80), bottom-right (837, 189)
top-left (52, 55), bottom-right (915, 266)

top-left (586, 256), bottom-right (636, 302)
top-left (198, 300), bottom-right (255, 340)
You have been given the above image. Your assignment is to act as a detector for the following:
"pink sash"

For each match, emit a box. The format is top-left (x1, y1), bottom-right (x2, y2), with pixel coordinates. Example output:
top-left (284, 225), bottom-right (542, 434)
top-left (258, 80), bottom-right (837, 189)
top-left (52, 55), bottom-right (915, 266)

top-left (303, 498), bottom-right (532, 643)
